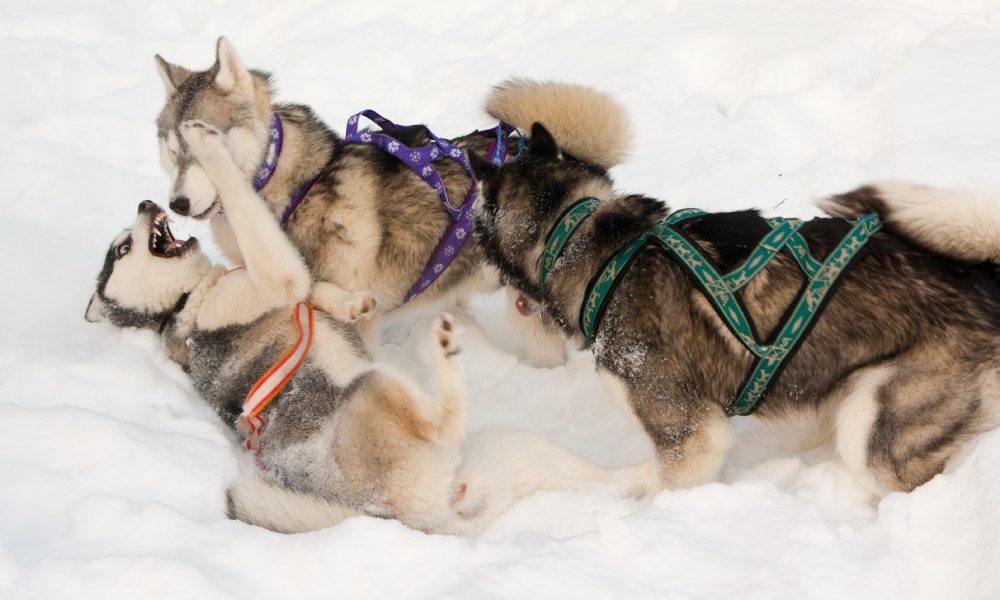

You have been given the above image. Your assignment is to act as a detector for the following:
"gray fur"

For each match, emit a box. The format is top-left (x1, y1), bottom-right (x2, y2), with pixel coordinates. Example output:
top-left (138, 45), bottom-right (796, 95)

top-left (88, 207), bottom-right (461, 529)
top-left (153, 43), bottom-right (582, 368)
top-left (474, 125), bottom-right (1000, 493)
top-left (156, 49), bottom-right (494, 308)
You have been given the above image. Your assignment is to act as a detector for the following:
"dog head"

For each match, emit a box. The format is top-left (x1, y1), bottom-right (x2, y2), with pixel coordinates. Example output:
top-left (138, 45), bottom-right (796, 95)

top-left (86, 201), bottom-right (211, 330)
top-left (473, 122), bottom-right (615, 302)
top-left (155, 37), bottom-right (272, 220)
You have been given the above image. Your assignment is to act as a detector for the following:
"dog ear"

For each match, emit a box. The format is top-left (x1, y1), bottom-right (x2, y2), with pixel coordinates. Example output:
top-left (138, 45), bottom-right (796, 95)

top-left (154, 55), bottom-right (191, 97)
top-left (214, 37), bottom-right (253, 94)
top-left (529, 123), bottom-right (560, 159)
top-left (467, 150), bottom-right (497, 181)
top-left (85, 293), bottom-right (106, 323)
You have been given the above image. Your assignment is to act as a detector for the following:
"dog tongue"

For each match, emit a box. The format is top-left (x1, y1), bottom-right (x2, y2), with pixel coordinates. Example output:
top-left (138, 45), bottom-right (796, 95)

top-left (167, 240), bottom-right (185, 252)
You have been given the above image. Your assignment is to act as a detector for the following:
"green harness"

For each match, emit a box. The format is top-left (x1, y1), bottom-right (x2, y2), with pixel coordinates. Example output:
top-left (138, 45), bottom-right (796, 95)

top-left (539, 198), bottom-right (883, 416)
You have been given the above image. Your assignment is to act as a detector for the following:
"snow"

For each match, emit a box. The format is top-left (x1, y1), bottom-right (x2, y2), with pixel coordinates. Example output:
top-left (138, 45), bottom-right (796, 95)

top-left (3, 0), bottom-right (1000, 598)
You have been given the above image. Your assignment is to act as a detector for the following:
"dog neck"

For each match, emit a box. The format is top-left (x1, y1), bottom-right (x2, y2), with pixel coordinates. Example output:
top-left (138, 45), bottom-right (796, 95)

top-left (534, 192), bottom-right (663, 346)
top-left (254, 106), bottom-right (335, 218)
top-left (160, 264), bottom-right (227, 366)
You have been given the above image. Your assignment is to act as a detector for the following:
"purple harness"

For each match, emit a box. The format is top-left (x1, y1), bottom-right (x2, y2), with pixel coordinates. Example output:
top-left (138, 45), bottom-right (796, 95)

top-left (339, 110), bottom-right (519, 304)
top-left (267, 110), bottom-right (520, 305)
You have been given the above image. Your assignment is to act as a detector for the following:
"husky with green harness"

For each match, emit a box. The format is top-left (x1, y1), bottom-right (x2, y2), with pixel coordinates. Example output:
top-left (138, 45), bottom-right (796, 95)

top-left (541, 198), bottom-right (883, 416)
top-left (474, 117), bottom-right (1000, 495)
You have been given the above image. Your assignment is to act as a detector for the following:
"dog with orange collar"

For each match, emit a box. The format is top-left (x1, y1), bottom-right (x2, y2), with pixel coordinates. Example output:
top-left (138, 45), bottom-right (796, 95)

top-left (85, 119), bottom-right (656, 535)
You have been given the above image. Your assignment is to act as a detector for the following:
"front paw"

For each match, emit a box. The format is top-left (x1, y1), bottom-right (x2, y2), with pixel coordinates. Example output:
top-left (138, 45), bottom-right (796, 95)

top-left (346, 292), bottom-right (377, 322)
top-left (180, 119), bottom-right (230, 164)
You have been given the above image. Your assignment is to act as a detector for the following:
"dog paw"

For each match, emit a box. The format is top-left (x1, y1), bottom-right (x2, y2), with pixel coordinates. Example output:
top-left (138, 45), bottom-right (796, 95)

top-left (449, 480), bottom-right (484, 518)
top-left (346, 292), bottom-right (377, 322)
top-left (434, 313), bottom-right (462, 357)
top-left (179, 119), bottom-right (229, 162)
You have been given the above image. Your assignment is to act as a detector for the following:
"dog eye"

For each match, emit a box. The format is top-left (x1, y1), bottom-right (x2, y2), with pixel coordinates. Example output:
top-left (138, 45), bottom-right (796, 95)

top-left (117, 243), bottom-right (131, 258)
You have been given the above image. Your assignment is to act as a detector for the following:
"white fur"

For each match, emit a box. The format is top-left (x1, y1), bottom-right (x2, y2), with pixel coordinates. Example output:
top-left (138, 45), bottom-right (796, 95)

top-left (101, 227), bottom-right (212, 315)
top-left (154, 55), bottom-right (181, 97)
top-left (667, 409), bottom-right (733, 489)
top-left (183, 121), bottom-right (312, 330)
top-left (158, 138), bottom-right (175, 176)
top-left (834, 366), bottom-right (893, 493)
top-left (826, 181), bottom-right (1000, 263)
top-left (227, 474), bottom-right (363, 534)
top-left (597, 368), bottom-right (649, 432)
top-left (174, 162), bottom-right (219, 219)
top-left (596, 368), bottom-right (727, 490)
top-left (173, 122), bottom-right (644, 535)
top-left (214, 37), bottom-right (254, 94)
top-left (451, 428), bottom-right (657, 534)
top-left (208, 214), bottom-right (242, 266)
top-left (503, 288), bottom-right (568, 368)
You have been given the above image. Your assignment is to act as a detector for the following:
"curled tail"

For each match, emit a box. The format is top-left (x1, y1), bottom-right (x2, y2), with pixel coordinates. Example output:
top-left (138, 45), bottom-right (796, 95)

top-left (820, 182), bottom-right (1000, 263)
top-left (485, 78), bottom-right (630, 169)
top-left (226, 475), bottom-right (363, 534)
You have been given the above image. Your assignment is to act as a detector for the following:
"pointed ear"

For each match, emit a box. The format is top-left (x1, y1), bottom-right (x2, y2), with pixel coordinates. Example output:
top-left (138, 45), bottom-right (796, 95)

top-left (529, 122), bottom-right (560, 159)
top-left (85, 293), bottom-right (106, 323)
top-left (468, 149), bottom-right (497, 180)
top-left (154, 55), bottom-right (190, 97)
top-left (214, 37), bottom-right (253, 94)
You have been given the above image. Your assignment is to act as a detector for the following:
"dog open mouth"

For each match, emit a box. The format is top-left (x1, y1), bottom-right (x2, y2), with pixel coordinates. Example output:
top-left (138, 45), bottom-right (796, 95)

top-left (149, 210), bottom-right (197, 258)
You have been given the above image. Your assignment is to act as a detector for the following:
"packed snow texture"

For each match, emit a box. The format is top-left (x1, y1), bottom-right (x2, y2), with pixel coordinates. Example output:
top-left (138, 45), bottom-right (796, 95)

top-left (3, 1), bottom-right (1000, 598)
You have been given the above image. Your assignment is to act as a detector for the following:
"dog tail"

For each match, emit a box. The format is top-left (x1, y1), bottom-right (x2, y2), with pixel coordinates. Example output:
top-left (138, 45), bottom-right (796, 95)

top-left (485, 78), bottom-right (630, 169)
top-left (819, 182), bottom-right (1000, 263)
top-left (226, 474), bottom-right (364, 534)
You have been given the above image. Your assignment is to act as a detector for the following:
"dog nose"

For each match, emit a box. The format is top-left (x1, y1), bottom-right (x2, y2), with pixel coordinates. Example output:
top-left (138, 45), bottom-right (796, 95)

top-left (170, 196), bottom-right (190, 216)
top-left (138, 200), bottom-right (156, 214)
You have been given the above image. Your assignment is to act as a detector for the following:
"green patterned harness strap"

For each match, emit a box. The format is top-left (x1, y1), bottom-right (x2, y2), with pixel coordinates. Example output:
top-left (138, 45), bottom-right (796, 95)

top-left (541, 200), bottom-right (882, 416)
top-left (539, 197), bottom-right (603, 289)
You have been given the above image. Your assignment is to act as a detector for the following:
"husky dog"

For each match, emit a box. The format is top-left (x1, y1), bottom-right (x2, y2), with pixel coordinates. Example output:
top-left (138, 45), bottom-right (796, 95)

top-left (471, 84), bottom-right (1000, 495)
top-left (152, 39), bottom-right (624, 366)
top-left (85, 119), bottom-right (654, 535)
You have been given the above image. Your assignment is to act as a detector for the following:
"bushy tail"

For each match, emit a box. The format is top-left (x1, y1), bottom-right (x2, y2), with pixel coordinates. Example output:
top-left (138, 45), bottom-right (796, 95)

top-left (485, 78), bottom-right (631, 169)
top-left (226, 474), bottom-right (363, 534)
top-left (819, 182), bottom-right (1000, 263)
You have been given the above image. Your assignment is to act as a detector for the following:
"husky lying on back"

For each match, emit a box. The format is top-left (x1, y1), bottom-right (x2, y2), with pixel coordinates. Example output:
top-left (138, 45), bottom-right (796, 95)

top-left (85, 119), bottom-right (653, 535)
top-left (152, 39), bottom-right (627, 366)
top-left (471, 84), bottom-right (1000, 495)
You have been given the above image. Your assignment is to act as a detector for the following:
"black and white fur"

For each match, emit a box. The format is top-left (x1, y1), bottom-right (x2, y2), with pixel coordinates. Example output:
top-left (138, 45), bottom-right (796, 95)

top-left (87, 119), bottom-right (655, 535)
top-left (153, 39), bottom-right (620, 366)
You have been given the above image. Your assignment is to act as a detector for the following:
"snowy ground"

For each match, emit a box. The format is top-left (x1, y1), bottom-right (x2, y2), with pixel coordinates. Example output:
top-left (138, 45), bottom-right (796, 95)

top-left (3, 0), bottom-right (1000, 598)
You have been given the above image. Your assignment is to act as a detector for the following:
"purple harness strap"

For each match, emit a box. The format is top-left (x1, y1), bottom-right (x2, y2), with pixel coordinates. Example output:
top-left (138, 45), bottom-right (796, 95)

top-left (340, 110), bottom-right (519, 304)
top-left (250, 112), bottom-right (318, 226)
top-left (281, 176), bottom-right (319, 224)
top-left (254, 114), bottom-right (283, 192)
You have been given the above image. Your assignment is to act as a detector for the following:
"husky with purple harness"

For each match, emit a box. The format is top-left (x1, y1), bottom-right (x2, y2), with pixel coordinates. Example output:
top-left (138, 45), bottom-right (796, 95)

top-left (153, 38), bottom-right (599, 364)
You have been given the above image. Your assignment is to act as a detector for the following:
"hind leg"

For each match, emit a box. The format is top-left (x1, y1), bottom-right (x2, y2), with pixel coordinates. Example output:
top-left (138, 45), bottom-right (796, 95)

top-left (834, 359), bottom-right (989, 494)
top-left (450, 429), bottom-right (658, 533)
top-left (428, 313), bottom-right (466, 445)
top-left (310, 282), bottom-right (377, 323)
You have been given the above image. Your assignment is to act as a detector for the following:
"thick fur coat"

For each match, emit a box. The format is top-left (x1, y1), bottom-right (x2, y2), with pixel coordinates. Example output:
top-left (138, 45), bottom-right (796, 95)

top-left (472, 83), bottom-right (1000, 494)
